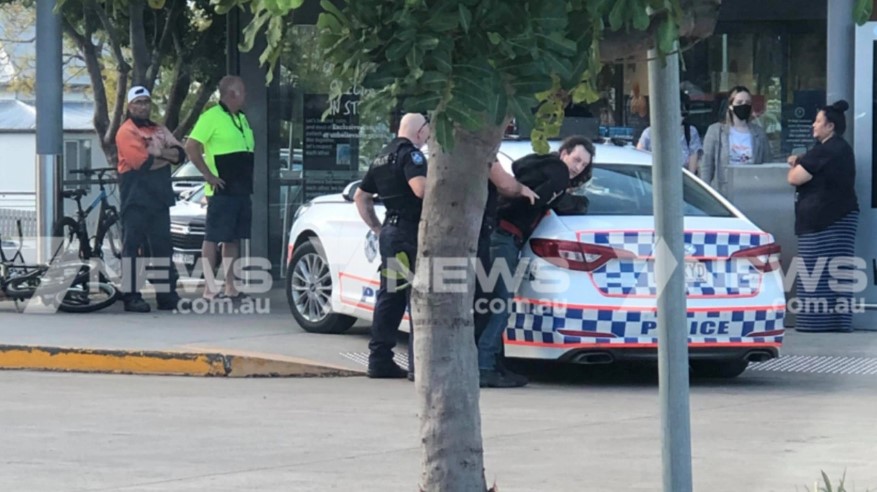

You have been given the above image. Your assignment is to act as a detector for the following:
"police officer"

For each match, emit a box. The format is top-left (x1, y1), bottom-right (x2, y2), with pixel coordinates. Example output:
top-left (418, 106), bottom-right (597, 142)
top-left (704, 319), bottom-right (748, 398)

top-left (353, 113), bottom-right (429, 379)
top-left (115, 85), bottom-right (186, 312)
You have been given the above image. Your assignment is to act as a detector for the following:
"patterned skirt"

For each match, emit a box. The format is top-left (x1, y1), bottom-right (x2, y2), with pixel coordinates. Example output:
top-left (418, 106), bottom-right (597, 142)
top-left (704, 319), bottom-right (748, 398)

top-left (794, 211), bottom-right (859, 332)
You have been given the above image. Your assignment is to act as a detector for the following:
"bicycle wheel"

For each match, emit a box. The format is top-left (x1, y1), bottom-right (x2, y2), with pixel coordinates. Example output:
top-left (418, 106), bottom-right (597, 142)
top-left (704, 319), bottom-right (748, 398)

top-left (105, 207), bottom-right (123, 260)
top-left (4, 271), bottom-right (42, 299)
top-left (57, 281), bottom-right (118, 313)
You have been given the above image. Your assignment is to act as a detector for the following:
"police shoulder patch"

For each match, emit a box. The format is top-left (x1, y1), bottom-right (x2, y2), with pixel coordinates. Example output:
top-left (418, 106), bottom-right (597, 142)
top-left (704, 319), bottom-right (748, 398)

top-left (410, 151), bottom-right (425, 166)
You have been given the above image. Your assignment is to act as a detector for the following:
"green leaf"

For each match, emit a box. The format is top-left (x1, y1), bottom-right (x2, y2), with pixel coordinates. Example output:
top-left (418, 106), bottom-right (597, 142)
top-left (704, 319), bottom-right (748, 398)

top-left (458, 4), bottom-right (472, 34)
top-left (486, 91), bottom-right (508, 126)
top-left (657, 18), bottom-right (678, 55)
top-left (537, 33), bottom-right (577, 56)
top-left (507, 94), bottom-right (537, 132)
top-left (632, 6), bottom-right (651, 31)
top-left (509, 76), bottom-right (553, 96)
top-left (487, 32), bottom-right (503, 45)
top-left (855, 0), bottom-right (873, 25)
top-left (385, 39), bottom-right (412, 62)
top-left (403, 92), bottom-right (444, 113)
top-left (320, 0), bottom-right (348, 25)
top-left (433, 112), bottom-right (454, 152)
top-left (362, 70), bottom-right (399, 89)
top-left (445, 98), bottom-right (483, 132)
top-left (425, 12), bottom-right (458, 32)
top-left (542, 50), bottom-right (574, 80)
top-left (608, 0), bottom-right (628, 31)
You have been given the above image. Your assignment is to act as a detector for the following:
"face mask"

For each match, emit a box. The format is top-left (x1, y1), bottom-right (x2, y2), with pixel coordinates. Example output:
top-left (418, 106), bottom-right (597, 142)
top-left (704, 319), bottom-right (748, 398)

top-left (732, 104), bottom-right (752, 121)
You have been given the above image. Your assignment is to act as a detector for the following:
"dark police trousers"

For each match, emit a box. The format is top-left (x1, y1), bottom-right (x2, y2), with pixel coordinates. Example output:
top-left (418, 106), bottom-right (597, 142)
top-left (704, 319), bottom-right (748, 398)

top-left (120, 205), bottom-right (178, 303)
top-left (369, 217), bottom-right (418, 373)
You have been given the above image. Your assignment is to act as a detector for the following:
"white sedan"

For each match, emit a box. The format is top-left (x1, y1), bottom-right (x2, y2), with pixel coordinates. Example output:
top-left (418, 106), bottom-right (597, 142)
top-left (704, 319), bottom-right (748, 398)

top-left (285, 140), bottom-right (786, 378)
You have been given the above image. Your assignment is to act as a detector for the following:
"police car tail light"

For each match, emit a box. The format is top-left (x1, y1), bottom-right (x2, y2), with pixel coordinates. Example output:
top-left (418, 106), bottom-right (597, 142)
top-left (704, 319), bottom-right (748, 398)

top-left (530, 239), bottom-right (635, 272)
top-left (730, 243), bottom-right (781, 272)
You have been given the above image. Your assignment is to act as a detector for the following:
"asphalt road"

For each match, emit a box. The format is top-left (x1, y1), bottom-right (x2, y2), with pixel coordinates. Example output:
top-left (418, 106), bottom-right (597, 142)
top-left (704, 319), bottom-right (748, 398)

top-left (1, 361), bottom-right (876, 492)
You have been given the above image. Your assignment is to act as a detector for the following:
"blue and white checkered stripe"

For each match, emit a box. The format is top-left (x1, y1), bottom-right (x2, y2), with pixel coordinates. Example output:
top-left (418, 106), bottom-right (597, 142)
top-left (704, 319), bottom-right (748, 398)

top-left (579, 231), bottom-right (772, 297)
top-left (505, 301), bottom-right (784, 346)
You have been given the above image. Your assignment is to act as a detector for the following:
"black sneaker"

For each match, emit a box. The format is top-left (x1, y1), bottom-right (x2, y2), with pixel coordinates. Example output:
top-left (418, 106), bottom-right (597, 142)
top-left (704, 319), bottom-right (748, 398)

top-left (496, 358), bottom-right (529, 386)
top-left (367, 363), bottom-right (408, 379)
top-left (123, 297), bottom-right (151, 313)
top-left (480, 369), bottom-right (528, 388)
top-left (156, 295), bottom-right (182, 311)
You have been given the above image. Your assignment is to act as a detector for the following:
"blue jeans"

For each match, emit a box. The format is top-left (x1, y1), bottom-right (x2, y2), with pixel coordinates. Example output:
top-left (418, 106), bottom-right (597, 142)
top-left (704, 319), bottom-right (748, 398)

top-left (477, 230), bottom-right (522, 371)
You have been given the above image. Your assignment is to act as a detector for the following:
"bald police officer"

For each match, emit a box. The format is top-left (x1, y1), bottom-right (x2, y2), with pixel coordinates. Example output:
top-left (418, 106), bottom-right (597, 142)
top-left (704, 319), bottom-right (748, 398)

top-left (354, 113), bottom-right (429, 379)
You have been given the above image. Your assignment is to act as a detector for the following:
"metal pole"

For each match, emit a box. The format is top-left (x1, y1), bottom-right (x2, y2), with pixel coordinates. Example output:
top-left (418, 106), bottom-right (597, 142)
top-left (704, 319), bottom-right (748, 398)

top-left (826, 0), bottom-right (855, 146)
top-left (35, 0), bottom-right (64, 264)
top-left (647, 41), bottom-right (693, 492)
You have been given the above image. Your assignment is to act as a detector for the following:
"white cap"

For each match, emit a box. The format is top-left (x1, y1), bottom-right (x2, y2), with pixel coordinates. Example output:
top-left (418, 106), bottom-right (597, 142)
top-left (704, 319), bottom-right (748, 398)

top-left (127, 86), bottom-right (150, 103)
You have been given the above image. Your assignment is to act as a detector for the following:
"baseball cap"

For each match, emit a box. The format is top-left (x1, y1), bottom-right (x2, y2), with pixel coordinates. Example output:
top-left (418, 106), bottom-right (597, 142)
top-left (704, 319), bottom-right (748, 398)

top-left (127, 86), bottom-right (151, 103)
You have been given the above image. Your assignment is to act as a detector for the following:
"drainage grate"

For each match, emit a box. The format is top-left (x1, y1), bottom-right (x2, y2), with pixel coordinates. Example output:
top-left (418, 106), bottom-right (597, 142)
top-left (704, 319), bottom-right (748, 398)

top-left (341, 352), bottom-right (409, 368)
top-left (748, 355), bottom-right (877, 375)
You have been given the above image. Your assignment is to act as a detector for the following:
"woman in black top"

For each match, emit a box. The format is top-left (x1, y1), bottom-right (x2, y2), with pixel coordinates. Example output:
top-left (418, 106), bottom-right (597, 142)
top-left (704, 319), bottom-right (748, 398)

top-left (787, 100), bottom-right (859, 332)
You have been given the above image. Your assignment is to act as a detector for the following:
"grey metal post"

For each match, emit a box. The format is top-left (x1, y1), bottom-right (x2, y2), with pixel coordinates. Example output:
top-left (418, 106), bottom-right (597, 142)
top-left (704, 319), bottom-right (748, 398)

top-left (647, 42), bottom-right (693, 492)
top-left (35, 0), bottom-right (64, 264)
top-left (827, 0), bottom-right (855, 145)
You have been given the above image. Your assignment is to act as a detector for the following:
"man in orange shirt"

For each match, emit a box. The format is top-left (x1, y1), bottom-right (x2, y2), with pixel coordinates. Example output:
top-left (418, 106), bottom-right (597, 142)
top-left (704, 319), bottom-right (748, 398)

top-left (115, 86), bottom-right (186, 312)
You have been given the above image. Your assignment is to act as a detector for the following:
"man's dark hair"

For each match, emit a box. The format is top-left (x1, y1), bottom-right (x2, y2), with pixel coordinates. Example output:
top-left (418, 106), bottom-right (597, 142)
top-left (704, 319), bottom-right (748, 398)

top-left (558, 135), bottom-right (595, 187)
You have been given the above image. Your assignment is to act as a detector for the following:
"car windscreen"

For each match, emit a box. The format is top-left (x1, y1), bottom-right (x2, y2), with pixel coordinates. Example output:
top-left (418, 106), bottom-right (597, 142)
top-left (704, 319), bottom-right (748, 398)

top-left (173, 161), bottom-right (202, 178)
top-left (568, 164), bottom-right (734, 217)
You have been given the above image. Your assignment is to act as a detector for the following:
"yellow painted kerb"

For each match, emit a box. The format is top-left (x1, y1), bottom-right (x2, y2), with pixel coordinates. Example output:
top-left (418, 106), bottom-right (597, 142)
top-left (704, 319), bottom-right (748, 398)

top-left (0, 346), bottom-right (227, 376)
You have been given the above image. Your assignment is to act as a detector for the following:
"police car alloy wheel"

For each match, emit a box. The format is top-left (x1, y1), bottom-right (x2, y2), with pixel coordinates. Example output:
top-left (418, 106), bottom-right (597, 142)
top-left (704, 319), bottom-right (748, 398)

top-left (285, 239), bottom-right (356, 334)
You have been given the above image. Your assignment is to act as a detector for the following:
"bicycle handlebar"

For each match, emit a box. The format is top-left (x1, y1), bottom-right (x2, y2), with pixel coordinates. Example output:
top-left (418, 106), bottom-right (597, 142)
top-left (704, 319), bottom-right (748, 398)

top-left (70, 167), bottom-right (117, 176)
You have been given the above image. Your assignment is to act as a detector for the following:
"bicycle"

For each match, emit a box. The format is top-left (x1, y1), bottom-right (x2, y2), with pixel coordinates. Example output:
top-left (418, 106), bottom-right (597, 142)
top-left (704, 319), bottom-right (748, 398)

top-left (1, 219), bottom-right (117, 313)
top-left (55, 167), bottom-right (123, 284)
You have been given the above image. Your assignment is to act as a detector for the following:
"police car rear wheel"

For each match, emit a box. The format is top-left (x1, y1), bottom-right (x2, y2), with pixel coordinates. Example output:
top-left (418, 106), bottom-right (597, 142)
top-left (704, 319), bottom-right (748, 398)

top-left (286, 239), bottom-right (355, 334)
top-left (690, 359), bottom-right (749, 379)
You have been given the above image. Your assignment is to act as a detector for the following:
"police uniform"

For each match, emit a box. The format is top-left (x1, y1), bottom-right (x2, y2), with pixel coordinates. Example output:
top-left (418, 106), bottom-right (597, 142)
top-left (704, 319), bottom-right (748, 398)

top-left (359, 137), bottom-right (427, 377)
top-left (473, 163), bottom-right (499, 343)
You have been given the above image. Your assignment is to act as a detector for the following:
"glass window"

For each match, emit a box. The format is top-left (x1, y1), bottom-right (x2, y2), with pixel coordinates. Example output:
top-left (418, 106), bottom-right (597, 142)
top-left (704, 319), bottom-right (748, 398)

top-left (569, 164), bottom-right (734, 217)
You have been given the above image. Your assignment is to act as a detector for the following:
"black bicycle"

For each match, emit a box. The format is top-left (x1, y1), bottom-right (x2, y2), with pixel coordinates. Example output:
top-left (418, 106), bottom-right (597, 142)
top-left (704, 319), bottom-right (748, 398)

top-left (1, 219), bottom-right (117, 313)
top-left (55, 167), bottom-right (123, 284)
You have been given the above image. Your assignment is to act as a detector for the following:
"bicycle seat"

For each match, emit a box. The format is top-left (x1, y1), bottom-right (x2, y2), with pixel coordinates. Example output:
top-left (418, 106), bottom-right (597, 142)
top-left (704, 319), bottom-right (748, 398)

top-left (62, 189), bottom-right (88, 200)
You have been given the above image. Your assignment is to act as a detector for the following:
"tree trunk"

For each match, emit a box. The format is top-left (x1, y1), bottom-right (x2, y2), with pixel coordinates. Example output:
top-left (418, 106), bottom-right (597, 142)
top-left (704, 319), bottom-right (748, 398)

top-left (413, 123), bottom-right (506, 492)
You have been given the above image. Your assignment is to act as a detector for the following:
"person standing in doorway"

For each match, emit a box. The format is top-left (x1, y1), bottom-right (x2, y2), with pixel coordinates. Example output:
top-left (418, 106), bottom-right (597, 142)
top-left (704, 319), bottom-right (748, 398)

top-left (185, 76), bottom-right (254, 301)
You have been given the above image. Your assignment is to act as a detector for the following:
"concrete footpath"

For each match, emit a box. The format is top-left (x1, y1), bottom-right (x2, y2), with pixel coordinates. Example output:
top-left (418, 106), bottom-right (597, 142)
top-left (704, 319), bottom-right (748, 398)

top-left (2, 287), bottom-right (877, 377)
top-left (0, 288), bottom-right (372, 377)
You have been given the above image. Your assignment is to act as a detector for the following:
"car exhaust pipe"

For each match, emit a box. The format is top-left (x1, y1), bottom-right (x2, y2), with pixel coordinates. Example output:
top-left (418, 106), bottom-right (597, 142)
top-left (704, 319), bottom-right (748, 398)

top-left (745, 351), bottom-right (773, 363)
top-left (571, 352), bottom-right (614, 365)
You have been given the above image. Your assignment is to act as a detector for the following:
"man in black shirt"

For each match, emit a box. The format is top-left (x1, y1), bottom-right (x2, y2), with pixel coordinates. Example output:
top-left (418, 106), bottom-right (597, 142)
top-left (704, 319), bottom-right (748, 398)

top-left (477, 136), bottom-right (595, 388)
top-left (354, 113), bottom-right (430, 379)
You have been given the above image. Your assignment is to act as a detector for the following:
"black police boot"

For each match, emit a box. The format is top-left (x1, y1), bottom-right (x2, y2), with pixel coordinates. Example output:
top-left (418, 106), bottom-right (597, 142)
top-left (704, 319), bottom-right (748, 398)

top-left (496, 356), bottom-right (528, 386)
top-left (123, 296), bottom-right (151, 313)
top-left (367, 360), bottom-right (408, 379)
top-left (479, 368), bottom-right (528, 388)
top-left (156, 293), bottom-right (182, 311)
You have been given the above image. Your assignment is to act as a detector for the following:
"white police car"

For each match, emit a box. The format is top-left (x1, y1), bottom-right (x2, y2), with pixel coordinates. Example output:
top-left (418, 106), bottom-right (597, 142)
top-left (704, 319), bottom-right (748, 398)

top-left (285, 140), bottom-right (786, 378)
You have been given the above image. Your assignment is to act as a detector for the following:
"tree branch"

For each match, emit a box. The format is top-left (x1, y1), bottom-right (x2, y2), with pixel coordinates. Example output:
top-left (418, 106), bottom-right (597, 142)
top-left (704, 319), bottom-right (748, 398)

top-left (128, 0), bottom-right (151, 87)
top-left (106, 69), bottom-right (130, 161)
top-left (162, 58), bottom-right (190, 131)
top-left (87, 0), bottom-right (131, 74)
top-left (62, 15), bottom-right (110, 145)
top-left (174, 81), bottom-right (215, 141)
top-left (146, 1), bottom-right (179, 89)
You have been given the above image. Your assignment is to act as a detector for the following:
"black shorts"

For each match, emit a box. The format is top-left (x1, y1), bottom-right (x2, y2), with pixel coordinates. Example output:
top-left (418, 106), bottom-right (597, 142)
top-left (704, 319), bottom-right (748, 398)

top-left (205, 194), bottom-right (252, 242)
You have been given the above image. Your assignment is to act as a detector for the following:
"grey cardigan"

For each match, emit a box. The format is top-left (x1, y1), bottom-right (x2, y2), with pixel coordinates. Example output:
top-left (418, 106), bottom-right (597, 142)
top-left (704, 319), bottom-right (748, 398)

top-left (700, 122), bottom-right (771, 195)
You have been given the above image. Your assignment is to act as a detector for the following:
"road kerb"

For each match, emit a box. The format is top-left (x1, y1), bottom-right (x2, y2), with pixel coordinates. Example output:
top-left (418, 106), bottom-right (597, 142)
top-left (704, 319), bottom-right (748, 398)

top-left (0, 344), bottom-right (364, 378)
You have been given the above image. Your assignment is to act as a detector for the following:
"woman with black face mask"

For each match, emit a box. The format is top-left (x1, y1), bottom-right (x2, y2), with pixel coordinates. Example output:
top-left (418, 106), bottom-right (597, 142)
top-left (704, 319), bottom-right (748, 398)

top-left (700, 85), bottom-right (772, 197)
